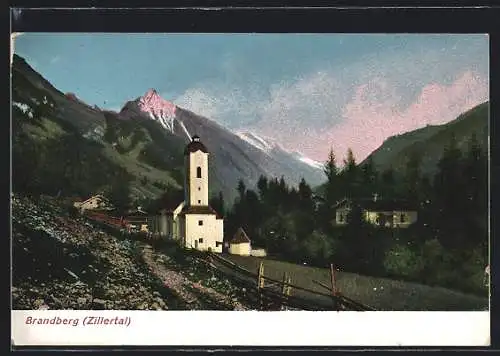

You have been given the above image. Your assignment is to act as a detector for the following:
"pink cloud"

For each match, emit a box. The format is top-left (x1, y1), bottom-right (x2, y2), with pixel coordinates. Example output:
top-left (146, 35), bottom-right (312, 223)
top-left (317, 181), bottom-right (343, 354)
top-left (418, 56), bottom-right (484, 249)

top-left (277, 70), bottom-right (489, 164)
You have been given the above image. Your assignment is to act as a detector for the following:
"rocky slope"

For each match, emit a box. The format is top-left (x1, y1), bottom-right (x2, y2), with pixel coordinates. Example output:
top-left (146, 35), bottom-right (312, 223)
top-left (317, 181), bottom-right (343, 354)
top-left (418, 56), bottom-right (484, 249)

top-left (11, 195), bottom-right (250, 310)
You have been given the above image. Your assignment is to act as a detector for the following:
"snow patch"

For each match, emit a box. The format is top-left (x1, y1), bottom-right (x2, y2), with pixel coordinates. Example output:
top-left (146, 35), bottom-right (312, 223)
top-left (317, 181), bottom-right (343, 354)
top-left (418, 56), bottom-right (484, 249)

top-left (236, 130), bottom-right (323, 170)
top-left (178, 120), bottom-right (192, 141)
top-left (13, 101), bottom-right (34, 119)
top-left (297, 155), bottom-right (324, 170)
top-left (236, 131), bottom-right (275, 153)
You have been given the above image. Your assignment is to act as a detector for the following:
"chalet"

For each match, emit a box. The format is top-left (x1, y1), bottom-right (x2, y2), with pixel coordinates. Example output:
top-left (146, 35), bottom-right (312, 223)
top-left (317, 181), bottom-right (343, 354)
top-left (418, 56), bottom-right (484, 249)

top-left (125, 207), bottom-right (149, 232)
top-left (148, 135), bottom-right (224, 253)
top-left (229, 227), bottom-right (251, 256)
top-left (334, 194), bottom-right (418, 228)
top-left (73, 194), bottom-right (114, 212)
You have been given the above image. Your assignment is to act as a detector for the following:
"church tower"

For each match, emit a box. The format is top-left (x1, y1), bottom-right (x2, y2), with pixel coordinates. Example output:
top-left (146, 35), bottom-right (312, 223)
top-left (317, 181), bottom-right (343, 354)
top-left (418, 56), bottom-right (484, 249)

top-left (184, 135), bottom-right (209, 207)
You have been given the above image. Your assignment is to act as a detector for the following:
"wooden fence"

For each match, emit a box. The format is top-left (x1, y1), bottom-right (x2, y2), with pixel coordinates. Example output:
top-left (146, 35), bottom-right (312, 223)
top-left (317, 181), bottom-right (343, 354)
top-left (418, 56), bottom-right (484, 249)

top-left (206, 252), bottom-right (376, 311)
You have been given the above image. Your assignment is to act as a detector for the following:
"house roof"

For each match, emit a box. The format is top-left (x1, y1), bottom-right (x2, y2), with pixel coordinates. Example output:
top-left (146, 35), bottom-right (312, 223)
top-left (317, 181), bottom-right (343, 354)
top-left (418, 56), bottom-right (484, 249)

top-left (179, 204), bottom-right (223, 219)
top-left (81, 194), bottom-right (108, 204)
top-left (184, 136), bottom-right (208, 155)
top-left (156, 197), bottom-right (185, 214)
top-left (231, 227), bottom-right (251, 244)
top-left (125, 210), bottom-right (148, 217)
top-left (334, 198), bottom-right (417, 212)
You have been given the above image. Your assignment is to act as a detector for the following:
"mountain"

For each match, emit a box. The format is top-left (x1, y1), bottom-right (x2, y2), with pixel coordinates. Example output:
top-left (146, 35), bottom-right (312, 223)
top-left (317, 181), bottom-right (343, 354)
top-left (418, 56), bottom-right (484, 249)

top-left (118, 89), bottom-right (326, 202)
top-left (11, 54), bottom-right (325, 206)
top-left (361, 101), bottom-right (489, 177)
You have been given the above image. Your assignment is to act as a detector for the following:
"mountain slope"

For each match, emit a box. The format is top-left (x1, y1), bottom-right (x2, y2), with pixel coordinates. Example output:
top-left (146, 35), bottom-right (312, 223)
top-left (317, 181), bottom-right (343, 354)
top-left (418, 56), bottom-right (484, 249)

top-left (11, 54), bottom-right (184, 202)
top-left (11, 54), bottom-right (325, 206)
top-left (361, 101), bottom-right (489, 176)
top-left (118, 89), bottom-right (326, 203)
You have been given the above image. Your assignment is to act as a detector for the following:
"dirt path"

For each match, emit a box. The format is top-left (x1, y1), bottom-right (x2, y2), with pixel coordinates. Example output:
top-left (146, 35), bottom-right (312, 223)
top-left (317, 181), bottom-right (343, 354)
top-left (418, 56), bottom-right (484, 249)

top-left (140, 244), bottom-right (247, 310)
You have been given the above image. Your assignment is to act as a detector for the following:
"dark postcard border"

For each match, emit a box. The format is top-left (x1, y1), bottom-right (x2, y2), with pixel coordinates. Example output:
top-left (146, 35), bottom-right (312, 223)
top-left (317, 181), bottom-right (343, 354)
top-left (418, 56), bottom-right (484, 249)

top-left (7, 0), bottom-right (500, 9)
top-left (9, 7), bottom-right (499, 33)
top-left (8, 6), bottom-right (499, 352)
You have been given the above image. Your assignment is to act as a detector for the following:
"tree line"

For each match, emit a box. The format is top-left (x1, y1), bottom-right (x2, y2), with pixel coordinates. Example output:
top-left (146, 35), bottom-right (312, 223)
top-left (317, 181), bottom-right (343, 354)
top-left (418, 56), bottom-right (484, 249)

top-left (224, 134), bottom-right (488, 295)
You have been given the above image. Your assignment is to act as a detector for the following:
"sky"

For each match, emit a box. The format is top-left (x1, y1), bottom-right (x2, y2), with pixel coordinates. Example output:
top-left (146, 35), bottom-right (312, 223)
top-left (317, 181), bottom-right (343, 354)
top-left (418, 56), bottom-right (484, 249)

top-left (13, 33), bottom-right (489, 163)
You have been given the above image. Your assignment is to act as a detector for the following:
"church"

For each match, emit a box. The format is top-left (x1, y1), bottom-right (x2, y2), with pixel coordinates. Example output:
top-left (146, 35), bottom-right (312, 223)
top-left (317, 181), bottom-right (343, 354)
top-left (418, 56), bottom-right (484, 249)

top-left (148, 135), bottom-right (224, 253)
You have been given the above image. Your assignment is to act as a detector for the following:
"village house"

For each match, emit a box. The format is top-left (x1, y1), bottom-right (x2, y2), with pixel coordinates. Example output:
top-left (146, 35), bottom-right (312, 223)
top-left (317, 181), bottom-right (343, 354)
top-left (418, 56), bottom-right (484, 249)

top-left (73, 194), bottom-right (114, 212)
top-left (334, 194), bottom-right (418, 228)
top-left (124, 207), bottom-right (149, 232)
top-left (229, 227), bottom-right (252, 256)
top-left (148, 135), bottom-right (224, 253)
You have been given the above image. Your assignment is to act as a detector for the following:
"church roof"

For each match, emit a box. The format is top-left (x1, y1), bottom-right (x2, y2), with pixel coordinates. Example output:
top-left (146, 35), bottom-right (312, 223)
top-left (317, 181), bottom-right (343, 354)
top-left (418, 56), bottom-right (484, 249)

top-left (184, 135), bottom-right (208, 155)
top-left (230, 227), bottom-right (251, 244)
top-left (179, 204), bottom-right (223, 219)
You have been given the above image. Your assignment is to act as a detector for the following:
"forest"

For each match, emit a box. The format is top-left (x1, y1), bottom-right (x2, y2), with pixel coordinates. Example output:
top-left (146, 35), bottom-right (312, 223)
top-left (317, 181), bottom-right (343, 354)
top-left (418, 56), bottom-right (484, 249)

top-left (222, 136), bottom-right (488, 295)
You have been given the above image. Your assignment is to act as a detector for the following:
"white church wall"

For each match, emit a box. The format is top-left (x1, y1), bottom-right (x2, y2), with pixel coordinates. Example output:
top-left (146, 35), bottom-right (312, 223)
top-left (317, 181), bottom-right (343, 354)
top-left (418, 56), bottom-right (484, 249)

top-left (185, 214), bottom-right (223, 253)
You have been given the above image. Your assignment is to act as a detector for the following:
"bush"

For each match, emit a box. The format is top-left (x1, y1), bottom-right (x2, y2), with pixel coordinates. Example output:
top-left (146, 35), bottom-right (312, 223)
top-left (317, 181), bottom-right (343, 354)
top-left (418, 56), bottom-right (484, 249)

top-left (418, 239), bottom-right (488, 295)
top-left (383, 243), bottom-right (425, 279)
top-left (301, 230), bottom-right (333, 267)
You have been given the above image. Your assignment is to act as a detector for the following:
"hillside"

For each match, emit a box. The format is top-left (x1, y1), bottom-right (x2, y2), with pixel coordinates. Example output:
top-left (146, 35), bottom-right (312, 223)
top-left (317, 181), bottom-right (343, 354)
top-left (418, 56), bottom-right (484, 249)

top-left (12, 194), bottom-right (250, 310)
top-left (362, 101), bottom-right (489, 176)
top-left (11, 54), bottom-right (185, 203)
top-left (11, 54), bottom-right (325, 207)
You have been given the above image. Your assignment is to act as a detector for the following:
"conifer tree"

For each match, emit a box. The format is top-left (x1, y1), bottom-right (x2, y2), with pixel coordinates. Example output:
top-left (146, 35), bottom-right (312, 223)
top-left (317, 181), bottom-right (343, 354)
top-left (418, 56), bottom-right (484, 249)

top-left (342, 148), bottom-right (359, 198)
top-left (360, 155), bottom-right (378, 197)
top-left (323, 148), bottom-right (340, 205)
top-left (433, 134), bottom-right (467, 249)
top-left (403, 151), bottom-right (422, 204)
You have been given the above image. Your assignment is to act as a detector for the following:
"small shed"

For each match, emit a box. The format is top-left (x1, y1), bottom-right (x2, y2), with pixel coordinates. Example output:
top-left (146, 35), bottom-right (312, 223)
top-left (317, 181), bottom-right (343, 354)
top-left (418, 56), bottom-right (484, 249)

top-left (229, 227), bottom-right (251, 256)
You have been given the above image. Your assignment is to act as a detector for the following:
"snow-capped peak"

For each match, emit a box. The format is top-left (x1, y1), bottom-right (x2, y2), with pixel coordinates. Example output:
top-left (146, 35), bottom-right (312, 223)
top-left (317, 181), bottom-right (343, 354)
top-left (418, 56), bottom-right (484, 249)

top-left (137, 89), bottom-right (177, 132)
top-left (236, 130), bottom-right (324, 170)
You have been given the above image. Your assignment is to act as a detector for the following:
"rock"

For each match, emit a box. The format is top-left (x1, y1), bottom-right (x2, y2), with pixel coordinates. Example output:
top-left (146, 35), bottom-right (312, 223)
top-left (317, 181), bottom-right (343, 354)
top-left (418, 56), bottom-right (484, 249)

top-left (92, 298), bottom-right (107, 308)
top-left (34, 299), bottom-right (45, 307)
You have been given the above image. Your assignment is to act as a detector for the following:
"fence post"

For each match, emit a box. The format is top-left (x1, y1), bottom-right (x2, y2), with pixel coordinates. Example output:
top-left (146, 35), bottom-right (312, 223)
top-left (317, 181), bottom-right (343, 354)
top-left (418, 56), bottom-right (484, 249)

top-left (281, 272), bottom-right (288, 311)
top-left (286, 275), bottom-right (292, 310)
top-left (257, 262), bottom-right (265, 310)
top-left (330, 263), bottom-right (339, 311)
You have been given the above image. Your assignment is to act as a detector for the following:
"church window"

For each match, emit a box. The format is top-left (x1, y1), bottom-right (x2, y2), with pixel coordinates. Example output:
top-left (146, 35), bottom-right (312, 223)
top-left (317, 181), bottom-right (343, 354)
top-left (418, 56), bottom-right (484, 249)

top-left (199, 238), bottom-right (203, 243)
top-left (198, 187), bottom-right (201, 191)
top-left (198, 200), bottom-right (201, 204)
top-left (198, 220), bottom-right (203, 226)
top-left (197, 166), bottom-right (202, 178)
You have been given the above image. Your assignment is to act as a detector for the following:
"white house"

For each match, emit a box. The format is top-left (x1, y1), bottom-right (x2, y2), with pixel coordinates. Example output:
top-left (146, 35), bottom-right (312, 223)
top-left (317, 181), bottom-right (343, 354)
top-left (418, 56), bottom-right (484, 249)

top-left (149, 135), bottom-right (224, 253)
top-left (229, 227), bottom-right (251, 256)
top-left (334, 195), bottom-right (418, 228)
